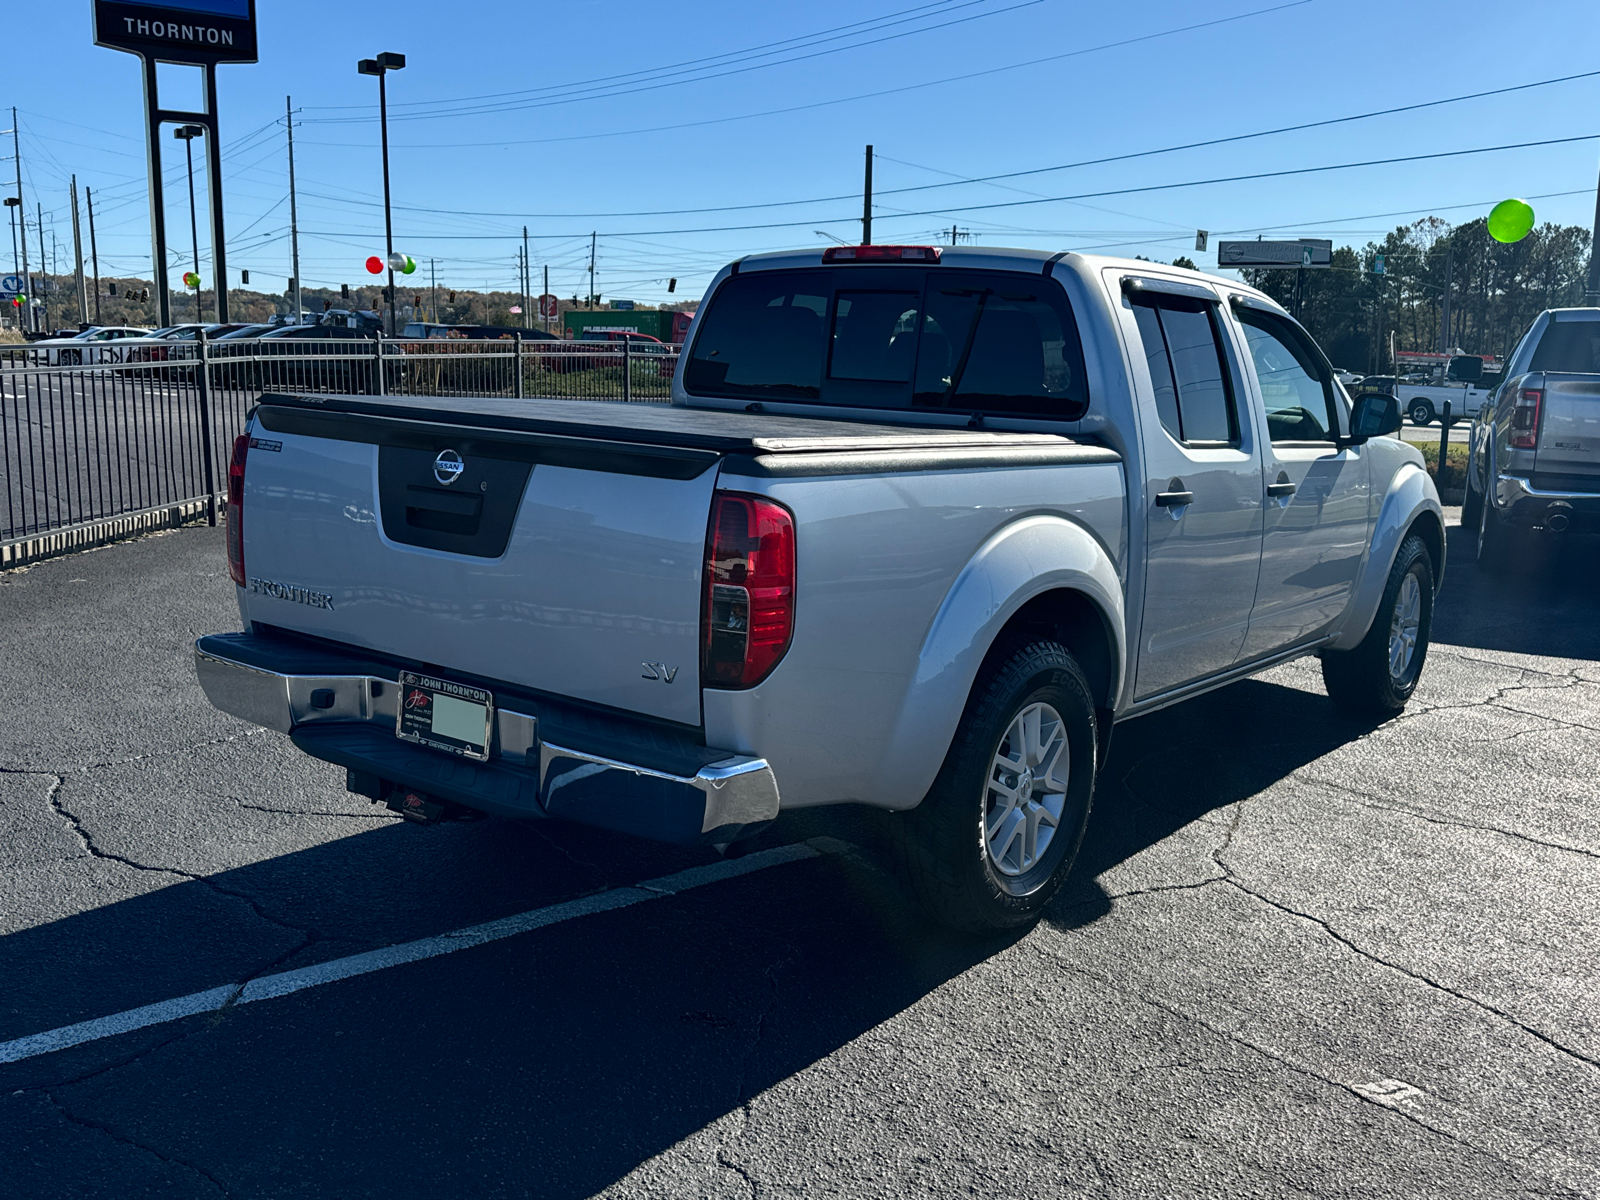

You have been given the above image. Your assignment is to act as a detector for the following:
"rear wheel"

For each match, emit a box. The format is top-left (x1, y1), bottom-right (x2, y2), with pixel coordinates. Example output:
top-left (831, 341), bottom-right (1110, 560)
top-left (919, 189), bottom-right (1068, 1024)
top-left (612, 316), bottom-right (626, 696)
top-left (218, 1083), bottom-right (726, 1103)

top-left (1321, 533), bottom-right (1434, 716)
top-left (1476, 494), bottom-right (1519, 574)
top-left (892, 637), bottom-right (1097, 932)
top-left (1459, 463), bottom-right (1483, 531)
top-left (1408, 399), bottom-right (1434, 426)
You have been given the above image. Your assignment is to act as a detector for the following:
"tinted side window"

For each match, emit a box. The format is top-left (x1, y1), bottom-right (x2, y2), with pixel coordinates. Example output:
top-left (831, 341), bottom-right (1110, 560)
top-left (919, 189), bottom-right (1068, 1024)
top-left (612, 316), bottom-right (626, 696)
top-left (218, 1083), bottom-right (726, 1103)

top-left (914, 274), bottom-right (1088, 418)
top-left (1130, 295), bottom-right (1238, 445)
top-left (685, 273), bottom-right (828, 400)
top-left (1235, 308), bottom-right (1336, 442)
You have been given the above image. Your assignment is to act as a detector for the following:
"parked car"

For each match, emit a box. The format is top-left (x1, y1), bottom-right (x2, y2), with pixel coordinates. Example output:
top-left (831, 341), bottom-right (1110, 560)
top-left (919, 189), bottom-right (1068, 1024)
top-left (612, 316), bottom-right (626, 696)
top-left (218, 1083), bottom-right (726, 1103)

top-left (27, 325), bottom-right (152, 366)
top-left (1463, 307), bottom-right (1600, 571)
top-left (245, 323), bottom-right (407, 393)
top-left (580, 328), bottom-right (677, 378)
top-left (194, 246), bottom-right (1439, 932)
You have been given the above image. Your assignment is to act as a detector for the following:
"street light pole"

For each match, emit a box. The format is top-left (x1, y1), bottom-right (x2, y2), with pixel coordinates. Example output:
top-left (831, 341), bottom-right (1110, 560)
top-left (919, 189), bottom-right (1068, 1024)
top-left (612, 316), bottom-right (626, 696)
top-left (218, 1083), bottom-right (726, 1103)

top-left (174, 125), bottom-right (205, 323)
top-left (358, 53), bottom-right (405, 336)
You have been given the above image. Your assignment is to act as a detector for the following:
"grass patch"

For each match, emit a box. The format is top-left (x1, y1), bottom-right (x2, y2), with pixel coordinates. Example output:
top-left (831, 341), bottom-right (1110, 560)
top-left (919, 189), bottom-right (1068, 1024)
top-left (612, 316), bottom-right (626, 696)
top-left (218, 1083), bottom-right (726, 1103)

top-left (1417, 441), bottom-right (1468, 490)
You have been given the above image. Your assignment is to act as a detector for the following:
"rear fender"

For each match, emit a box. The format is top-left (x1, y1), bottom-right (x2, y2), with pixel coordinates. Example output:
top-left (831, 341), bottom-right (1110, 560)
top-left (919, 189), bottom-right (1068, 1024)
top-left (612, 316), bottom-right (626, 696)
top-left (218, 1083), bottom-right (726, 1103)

top-left (1327, 462), bottom-right (1443, 652)
top-left (874, 515), bottom-right (1124, 809)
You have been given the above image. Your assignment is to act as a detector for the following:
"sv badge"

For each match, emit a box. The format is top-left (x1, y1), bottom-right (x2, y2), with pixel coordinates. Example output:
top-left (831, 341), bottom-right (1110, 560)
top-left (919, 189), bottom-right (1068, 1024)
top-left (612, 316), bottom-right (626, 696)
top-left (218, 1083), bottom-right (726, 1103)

top-left (640, 661), bottom-right (679, 683)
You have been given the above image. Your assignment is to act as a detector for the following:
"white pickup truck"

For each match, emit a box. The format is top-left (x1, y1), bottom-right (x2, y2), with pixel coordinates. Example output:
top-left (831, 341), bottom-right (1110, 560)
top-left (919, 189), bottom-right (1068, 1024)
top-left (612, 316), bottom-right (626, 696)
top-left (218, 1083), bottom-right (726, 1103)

top-left (196, 246), bottom-right (1443, 931)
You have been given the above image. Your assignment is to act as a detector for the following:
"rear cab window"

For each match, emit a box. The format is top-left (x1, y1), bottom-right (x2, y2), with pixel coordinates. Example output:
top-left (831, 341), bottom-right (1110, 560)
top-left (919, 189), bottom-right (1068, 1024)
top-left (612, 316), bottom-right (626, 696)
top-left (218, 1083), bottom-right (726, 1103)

top-left (685, 266), bottom-right (1089, 420)
top-left (1529, 321), bottom-right (1600, 374)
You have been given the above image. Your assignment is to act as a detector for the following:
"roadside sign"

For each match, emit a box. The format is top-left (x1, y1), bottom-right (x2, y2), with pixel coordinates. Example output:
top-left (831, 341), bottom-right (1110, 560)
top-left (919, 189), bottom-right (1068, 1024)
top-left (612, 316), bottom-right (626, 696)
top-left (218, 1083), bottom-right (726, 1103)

top-left (611, 300), bottom-right (635, 310)
top-left (538, 293), bottom-right (559, 319)
top-left (1373, 254), bottom-right (1386, 276)
top-left (1, 275), bottom-right (21, 293)
top-left (94, 0), bottom-right (258, 64)
top-left (1216, 239), bottom-right (1332, 269)
top-left (1194, 230), bottom-right (1208, 253)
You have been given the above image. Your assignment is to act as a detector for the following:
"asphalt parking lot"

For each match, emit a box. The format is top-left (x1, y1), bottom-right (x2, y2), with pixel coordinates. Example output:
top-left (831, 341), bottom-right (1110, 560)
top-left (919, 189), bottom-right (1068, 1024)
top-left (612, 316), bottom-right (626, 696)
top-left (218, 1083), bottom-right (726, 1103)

top-left (2, 519), bottom-right (1597, 1199)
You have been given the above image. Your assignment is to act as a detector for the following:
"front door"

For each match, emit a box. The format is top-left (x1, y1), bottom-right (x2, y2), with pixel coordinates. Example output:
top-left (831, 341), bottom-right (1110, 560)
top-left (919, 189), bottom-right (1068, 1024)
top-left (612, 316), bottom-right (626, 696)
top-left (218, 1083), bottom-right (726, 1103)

top-left (1231, 305), bottom-right (1371, 659)
top-left (1126, 287), bottom-right (1266, 701)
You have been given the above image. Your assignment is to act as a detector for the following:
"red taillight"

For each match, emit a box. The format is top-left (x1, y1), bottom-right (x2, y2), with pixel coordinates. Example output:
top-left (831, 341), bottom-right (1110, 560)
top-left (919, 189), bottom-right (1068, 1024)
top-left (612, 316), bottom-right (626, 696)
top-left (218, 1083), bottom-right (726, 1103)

top-left (821, 245), bottom-right (942, 263)
top-left (226, 434), bottom-right (248, 586)
top-left (1510, 388), bottom-right (1543, 449)
top-left (703, 493), bottom-right (795, 688)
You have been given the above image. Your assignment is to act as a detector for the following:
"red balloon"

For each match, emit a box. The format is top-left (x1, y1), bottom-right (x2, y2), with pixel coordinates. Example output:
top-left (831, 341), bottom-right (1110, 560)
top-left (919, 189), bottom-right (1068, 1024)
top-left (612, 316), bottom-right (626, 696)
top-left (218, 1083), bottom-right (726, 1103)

top-left (365, 256), bottom-right (384, 275)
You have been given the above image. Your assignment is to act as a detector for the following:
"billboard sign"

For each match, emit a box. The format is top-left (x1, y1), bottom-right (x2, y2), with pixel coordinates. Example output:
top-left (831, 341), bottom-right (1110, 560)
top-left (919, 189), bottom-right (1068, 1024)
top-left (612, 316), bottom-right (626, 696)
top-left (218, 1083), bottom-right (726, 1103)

top-left (94, 0), bottom-right (258, 64)
top-left (1216, 239), bottom-right (1332, 269)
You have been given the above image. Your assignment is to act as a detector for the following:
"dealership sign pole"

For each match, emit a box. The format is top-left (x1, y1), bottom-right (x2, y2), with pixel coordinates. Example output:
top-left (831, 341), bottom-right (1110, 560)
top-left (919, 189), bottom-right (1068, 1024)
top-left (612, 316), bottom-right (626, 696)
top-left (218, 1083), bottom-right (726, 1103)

top-left (93, 0), bottom-right (257, 327)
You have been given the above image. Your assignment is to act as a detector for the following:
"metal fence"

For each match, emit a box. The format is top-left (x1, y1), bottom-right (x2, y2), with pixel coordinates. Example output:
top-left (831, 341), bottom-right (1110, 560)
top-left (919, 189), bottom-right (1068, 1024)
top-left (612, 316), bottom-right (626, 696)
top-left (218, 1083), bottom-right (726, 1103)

top-left (0, 335), bottom-right (679, 555)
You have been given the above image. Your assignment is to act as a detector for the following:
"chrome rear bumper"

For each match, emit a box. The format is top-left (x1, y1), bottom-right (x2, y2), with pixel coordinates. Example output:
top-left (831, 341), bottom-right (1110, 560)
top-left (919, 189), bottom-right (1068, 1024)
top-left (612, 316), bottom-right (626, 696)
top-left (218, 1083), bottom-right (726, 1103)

top-left (194, 639), bottom-right (779, 845)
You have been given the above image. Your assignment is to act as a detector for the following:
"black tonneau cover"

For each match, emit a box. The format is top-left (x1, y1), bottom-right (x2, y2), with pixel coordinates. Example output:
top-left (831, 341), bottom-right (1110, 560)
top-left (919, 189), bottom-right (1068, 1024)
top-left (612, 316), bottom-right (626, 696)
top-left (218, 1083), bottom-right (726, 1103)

top-left (254, 392), bottom-right (1119, 460)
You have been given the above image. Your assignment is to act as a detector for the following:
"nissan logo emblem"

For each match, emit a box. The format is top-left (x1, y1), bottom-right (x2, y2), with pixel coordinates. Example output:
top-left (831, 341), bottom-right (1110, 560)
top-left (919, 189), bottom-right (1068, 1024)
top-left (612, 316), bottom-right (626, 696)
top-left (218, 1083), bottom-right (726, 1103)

top-left (433, 449), bottom-right (464, 485)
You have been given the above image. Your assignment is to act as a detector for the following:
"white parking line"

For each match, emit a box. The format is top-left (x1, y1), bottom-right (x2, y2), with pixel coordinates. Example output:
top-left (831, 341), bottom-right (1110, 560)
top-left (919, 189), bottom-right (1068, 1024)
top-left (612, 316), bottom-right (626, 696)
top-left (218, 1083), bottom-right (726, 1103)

top-left (0, 841), bottom-right (827, 1066)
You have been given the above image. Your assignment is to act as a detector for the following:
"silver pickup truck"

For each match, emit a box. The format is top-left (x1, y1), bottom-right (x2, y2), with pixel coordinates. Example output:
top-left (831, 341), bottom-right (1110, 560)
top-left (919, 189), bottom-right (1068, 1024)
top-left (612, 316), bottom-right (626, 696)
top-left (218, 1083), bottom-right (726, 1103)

top-left (1463, 307), bottom-right (1600, 571)
top-left (195, 247), bottom-right (1442, 931)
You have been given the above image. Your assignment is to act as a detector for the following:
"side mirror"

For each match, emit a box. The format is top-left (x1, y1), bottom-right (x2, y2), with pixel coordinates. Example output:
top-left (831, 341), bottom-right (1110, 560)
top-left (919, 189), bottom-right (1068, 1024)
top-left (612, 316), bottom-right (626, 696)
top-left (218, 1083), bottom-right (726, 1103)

top-left (1447, 354), bottom-right (1483, 383)
top-left (1348, 392), bottom-right (1401, 441)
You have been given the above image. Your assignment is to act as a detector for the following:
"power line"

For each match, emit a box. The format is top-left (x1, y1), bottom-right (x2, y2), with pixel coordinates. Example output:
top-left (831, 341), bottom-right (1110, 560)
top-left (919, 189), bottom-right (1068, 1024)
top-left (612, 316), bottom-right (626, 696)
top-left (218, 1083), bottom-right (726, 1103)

top-left (299, 134), bottom-right (1600, 240)
top-left (305, 0), bottom-right (988, 113)
top-left (300, 0), bottom-right (1312, 147)
top-left (307, 0), bottom-right (1045, 124)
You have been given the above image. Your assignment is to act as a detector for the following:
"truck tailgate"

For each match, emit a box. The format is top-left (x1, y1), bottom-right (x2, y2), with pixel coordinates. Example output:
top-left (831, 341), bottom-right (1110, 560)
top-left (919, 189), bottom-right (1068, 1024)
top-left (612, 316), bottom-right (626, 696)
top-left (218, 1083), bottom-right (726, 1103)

top-left (1534, 374), bottom-right (1600, 486)
top-left (240, 403), bottom-right (719, 726)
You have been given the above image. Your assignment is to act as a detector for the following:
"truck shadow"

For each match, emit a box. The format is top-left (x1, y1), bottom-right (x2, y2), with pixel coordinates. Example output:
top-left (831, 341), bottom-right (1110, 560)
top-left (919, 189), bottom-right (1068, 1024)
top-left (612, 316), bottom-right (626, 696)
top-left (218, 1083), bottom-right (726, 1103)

top-left (1430, 521), bottom-right (1600, 662)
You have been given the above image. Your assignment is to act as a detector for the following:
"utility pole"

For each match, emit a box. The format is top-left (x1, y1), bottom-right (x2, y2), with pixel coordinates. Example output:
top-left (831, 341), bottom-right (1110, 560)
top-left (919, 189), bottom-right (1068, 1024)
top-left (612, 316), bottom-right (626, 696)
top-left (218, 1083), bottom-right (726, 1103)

top-left (1586, 154), bottom-right (1600, 303)
top-left (588, 231), bottom-right (596, 309)
top-left (13, 108), bottom-right (30, 332)
top-left (862, 144), bottom-right (873, 245)
top-left (430, 256), bottom-right (436, 324)
top-left (39, 203), bottom-right (49, 331)
top-left (71, 176), bottom-right (87, 327)
top-left (286, 96), bottom-right (302, 324)
top-left (86, 187), bottom-right (101, 324)
top-left (543, 262), bottom-right (549, 333)
top-left (522, 226), bottom-right (530, 329)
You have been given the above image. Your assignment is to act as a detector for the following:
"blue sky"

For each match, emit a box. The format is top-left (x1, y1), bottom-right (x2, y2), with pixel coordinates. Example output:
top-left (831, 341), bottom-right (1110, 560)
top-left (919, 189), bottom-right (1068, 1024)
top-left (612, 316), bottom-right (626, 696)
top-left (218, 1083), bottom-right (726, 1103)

top-left (5, 0), bottom-right (1598, 308)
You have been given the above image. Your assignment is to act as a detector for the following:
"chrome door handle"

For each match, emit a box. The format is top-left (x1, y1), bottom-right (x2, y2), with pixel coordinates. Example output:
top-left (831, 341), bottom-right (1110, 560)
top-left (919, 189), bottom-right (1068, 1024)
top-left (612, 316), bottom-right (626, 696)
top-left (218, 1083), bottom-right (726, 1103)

top-left (1155, 490), bottom-right (1194, 507)
top-left (1266, 481), bottom-right (1297, 498)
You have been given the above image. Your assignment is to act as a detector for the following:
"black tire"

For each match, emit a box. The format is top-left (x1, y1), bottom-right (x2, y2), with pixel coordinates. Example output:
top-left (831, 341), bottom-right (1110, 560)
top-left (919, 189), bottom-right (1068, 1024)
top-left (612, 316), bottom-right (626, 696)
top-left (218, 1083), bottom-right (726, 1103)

top-left (1321, 533), bottom-right (1434, 716)
top-left (1475, 494), bottom-right (1518, 574)
top-left (1459, 469), bottom-right (1483, 532)
top-left (891, 637), bottom-right (1098, 933)
top-left (1408, 399), bottom-right (1434, 426)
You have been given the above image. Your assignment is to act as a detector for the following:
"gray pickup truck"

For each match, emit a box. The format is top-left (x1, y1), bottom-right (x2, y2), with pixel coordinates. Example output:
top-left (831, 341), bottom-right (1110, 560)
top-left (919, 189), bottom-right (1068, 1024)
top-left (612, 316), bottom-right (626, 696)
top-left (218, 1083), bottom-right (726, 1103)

top-left (1464, 307), bottom-right (1600, 571)
top-left (195, 246), bottom-right (1441, 930)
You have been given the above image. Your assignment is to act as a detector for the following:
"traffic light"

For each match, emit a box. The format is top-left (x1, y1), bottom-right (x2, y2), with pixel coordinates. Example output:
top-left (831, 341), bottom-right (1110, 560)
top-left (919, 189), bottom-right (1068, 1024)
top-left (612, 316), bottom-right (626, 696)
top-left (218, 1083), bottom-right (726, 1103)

top-left (668, 278), bottom-right (676, 293)
top-left (140, 288), bottom-right (150, 302)
top-left (448, 291), bottom-right (456, 303)
top-left (109, 282), bottom-right (118, 297)
top-left (241, 269), bottom-right (250, 285)
top-left (340, 283), bottom-right (350, 300)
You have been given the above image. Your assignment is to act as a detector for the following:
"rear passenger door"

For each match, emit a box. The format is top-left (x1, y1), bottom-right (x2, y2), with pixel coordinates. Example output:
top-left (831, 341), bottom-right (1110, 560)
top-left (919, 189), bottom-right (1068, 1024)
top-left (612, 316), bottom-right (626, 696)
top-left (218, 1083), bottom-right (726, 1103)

top-left (1123, 281), bottom-right (1265, 701)
top-left (1229, 302), bottom-right (1371, 659)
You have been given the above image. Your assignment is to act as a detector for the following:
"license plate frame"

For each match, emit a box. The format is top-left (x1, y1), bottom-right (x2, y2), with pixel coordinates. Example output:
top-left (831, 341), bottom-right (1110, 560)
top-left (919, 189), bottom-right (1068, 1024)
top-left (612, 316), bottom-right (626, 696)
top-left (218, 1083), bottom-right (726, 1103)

top-left (395, 671), bottom-right (494, 761)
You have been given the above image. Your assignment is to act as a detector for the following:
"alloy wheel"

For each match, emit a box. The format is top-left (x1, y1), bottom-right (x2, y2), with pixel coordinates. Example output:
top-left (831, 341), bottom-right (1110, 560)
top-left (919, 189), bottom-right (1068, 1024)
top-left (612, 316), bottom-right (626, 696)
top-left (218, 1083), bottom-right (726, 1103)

top-left (984, 702), bottom-right (1070, 877)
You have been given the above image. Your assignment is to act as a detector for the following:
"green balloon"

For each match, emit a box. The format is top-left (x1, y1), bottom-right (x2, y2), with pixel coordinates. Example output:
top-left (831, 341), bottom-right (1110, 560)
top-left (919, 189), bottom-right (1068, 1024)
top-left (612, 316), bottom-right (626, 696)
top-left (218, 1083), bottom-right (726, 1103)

top-left (1488, 199), bottom-right (1535, 244)
top-left (401, 255), bottom-right (417, 275)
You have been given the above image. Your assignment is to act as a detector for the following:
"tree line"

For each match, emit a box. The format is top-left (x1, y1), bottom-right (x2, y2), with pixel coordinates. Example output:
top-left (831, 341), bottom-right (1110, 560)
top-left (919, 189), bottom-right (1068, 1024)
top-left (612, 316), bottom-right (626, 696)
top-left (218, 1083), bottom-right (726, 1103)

top-left (1233, 216), bottom-right (1593, 372)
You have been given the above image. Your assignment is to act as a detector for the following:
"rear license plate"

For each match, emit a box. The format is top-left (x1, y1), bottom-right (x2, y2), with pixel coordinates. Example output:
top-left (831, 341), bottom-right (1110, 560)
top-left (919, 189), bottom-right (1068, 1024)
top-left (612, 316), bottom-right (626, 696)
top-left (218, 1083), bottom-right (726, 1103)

top-left (396, 671), bottom-right (493, 761)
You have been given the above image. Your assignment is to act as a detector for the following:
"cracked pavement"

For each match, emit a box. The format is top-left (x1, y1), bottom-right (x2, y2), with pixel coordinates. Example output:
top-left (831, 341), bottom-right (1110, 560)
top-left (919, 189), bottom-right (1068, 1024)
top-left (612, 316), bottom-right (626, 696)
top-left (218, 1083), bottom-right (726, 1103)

top-left (1, 521), bottom-right (1596, 1198)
